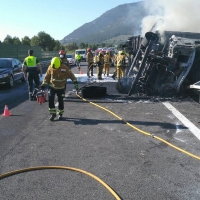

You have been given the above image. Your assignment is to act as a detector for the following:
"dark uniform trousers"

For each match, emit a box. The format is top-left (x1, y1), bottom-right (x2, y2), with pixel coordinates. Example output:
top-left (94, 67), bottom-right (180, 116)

top-left (49, 88), bottom-right (65, 112)
top-left (27, 71), bottom-right (40, 94)
top-left (88, 62), bottom-right (94, 76)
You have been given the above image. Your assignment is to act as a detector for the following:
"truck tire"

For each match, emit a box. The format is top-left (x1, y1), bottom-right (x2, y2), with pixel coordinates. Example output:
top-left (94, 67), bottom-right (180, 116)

top-left (81, 86), bottom-right (107, 98)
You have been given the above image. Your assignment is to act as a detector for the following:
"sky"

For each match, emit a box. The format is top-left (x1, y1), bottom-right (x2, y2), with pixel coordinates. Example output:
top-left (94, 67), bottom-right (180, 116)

top-left (1, 0), bottom-right (200, 43)
top-left (0, 0), bottom-right (139, 42)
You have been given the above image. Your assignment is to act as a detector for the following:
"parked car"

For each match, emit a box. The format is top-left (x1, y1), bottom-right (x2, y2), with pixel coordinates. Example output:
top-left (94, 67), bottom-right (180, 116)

top-left (0, 58), bottom-right (25, 87)
top-left (66, 54), bottom-right (76, 66)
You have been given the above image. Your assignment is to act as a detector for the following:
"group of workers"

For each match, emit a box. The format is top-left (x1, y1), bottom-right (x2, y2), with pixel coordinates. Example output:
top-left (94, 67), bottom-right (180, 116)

top-left (22, 47), bottom-right (127, 121)
top-left (86, 48), bottom-right (127, 80)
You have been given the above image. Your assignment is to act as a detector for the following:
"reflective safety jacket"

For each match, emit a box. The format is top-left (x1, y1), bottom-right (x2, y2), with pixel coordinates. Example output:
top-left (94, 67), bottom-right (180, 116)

top-left (86, 52), bottom-right (93, 63)
top-left (75, 54), bottom-right (82, 61)
top-left (23, 56), bottom-right (40, 72)
top-left (116, 54), bottom-right (126, 67)
top-left (97, 54), bottom-right (104, 65)
top-left (104, 54), bottom-right (111, 64)
top-left (42, 64), bottom-right (77, 89)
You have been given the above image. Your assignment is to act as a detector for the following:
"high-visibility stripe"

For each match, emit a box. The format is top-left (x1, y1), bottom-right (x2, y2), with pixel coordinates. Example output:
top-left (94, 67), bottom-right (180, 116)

top-left (48, 84), bottom-right (65, 89)
top-left (51, 78), bottom-right (66, 82)
top-left (49, 108), bottom-right (56, 114)
top-left (57, 109), bottom-right (64, 114)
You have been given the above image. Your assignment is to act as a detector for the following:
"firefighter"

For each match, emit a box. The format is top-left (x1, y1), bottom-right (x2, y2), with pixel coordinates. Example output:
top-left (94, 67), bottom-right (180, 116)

top-left (75, 53), bottom-right (82, 70)
top-left (59, 50), bottom-right (70, 95)
top-left (96, 51), bottom-right (104, 80)
top-left (22, 49), bottom-right (42, 100)
top-left (103, 51), bottom-right (112, 77)
top-left (111, 52), bottom-right (118, 80)
top-left (116, 50), bottom-right (126, 80)
top-left (41, 57), bottom-right (79, 121)
top-left (86, 48), bottom-right (94, 77)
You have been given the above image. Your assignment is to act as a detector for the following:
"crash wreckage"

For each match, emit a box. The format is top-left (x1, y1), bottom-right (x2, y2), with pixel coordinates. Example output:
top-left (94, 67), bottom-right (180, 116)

top-left (116, 31), bottom-right (200, 102)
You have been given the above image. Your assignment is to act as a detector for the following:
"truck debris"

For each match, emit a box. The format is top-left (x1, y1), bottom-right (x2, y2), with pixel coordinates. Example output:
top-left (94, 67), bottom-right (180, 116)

top-left (116, 31), bottom-right (200, 102)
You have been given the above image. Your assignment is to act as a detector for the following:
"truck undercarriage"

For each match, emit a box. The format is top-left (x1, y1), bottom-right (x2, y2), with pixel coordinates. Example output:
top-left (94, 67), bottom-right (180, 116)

top-left (116, 31), bottom-right (200, 102)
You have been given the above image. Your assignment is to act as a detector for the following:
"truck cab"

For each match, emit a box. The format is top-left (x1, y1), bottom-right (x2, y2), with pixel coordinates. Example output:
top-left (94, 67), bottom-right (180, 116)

top-left (75, 49), bottom-right (87, 62)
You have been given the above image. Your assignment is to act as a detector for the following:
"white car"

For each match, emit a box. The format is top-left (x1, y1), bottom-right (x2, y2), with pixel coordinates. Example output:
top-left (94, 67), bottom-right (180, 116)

top-left (66, 54), bottom-right (76, 66)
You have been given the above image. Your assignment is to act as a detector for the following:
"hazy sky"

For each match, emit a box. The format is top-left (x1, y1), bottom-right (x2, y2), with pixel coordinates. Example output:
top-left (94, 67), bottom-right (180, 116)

top-left (141, 0), bottom-right (200, 37)
top-left (0, 0), bottom-right (140, 41)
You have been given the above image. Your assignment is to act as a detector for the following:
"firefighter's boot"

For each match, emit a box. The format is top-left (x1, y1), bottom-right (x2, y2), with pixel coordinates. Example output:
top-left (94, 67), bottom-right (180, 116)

top-left (49, 114), bottom-right (56, 121)
top-left (29, 93), bottom-right (33, 101)
top-left (58, 114), bottom-right (63, 120)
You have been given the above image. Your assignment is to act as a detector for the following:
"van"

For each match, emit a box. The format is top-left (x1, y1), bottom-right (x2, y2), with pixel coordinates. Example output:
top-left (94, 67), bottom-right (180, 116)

top-left (75, 49), bottom-right (87, 62)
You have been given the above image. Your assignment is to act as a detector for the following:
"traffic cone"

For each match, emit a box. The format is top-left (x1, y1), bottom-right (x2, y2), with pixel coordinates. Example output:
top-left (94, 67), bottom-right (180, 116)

top-left (3, 105), bottom-right (11, 116)
top-left (80, 70), bottom-right (83, 74)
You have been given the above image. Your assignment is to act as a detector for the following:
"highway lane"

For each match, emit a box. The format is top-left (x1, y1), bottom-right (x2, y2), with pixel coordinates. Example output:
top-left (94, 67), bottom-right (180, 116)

top-left (1, 63), bottom-right (200, 199)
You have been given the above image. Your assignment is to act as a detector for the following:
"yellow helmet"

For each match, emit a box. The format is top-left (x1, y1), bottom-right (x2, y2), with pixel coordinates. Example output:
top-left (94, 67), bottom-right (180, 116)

top-left (51, 57), bottom-right (61, 69)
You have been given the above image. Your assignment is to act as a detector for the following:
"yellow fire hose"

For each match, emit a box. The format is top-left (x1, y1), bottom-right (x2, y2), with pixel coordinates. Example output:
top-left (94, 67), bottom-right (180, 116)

top-left (76, 87), bottom-right (200, 161)
top-left (1, 83), bottom-right (200, 200)
top-left (0, 83), bottom-right (122, 200)
top-left (0, 166), bottom-right (121, 200)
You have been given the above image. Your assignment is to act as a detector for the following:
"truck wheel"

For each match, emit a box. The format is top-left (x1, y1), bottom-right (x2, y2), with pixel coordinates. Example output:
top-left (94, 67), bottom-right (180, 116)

top-left (7, 75), bottom-right (14, 88)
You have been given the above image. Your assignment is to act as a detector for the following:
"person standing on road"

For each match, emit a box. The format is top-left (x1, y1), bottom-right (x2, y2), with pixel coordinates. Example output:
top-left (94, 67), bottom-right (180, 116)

top-left (59, 49), bottom-right (71, 95)
top-left (111, 52), bottom-right (118, 80)
top-left (75, 53), bottom-right (82, 70)
top-left (116, 50), bottom-right (126, 80)
top-left (59, 50), bottom-right (70, 69)
top-left (86, 48), bottom-right (94, 77)
top-left (41, 57), bottom-right (79, 121)
top-left (97, 51), bottom-right (104, 80)
top-left (103, 51), bottom-right (112, 77)
top-left (22, 49), bottom-right (42, 100)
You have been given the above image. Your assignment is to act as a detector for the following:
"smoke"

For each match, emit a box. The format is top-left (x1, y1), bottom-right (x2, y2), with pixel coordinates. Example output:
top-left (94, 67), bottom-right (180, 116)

top-left (141, 0), bottom-right (200, 36)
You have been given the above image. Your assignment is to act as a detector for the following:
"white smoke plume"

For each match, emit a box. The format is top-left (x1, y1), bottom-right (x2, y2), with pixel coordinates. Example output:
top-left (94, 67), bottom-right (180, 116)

top-left (141, 0), bottom-right (200, 36)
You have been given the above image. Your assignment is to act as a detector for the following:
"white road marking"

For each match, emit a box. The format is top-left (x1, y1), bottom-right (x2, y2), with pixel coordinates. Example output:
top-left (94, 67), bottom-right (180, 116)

top-left (163, 102), bottom-right (200, 140)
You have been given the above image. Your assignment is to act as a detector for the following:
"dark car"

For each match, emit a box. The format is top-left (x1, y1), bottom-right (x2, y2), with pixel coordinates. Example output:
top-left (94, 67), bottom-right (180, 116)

top-left (0, 58), bottom-right (25, 87)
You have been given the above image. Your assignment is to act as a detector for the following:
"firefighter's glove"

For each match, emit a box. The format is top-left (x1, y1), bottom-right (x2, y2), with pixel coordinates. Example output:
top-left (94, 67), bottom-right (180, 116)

top-left (73, 81), bottom-right (79, 91)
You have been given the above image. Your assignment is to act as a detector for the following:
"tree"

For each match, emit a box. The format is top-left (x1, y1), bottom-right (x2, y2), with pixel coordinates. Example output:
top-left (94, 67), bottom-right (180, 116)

top-left (79, 42), bottom-right (86, 49)
top-left (30, 36), bottom-right (40, 46)
top-left (65, 43), bottom-right (78, 51)
top-left (53, 40), bottom-right (62, 51)
top-left (13, 37), bottom-right (21, 45)
top-left (37, 31), bottom-right (55, 51)
top-left (3, 35), bottom-right (13, 44)
top-left (21, 36), bottom-right (31, 45)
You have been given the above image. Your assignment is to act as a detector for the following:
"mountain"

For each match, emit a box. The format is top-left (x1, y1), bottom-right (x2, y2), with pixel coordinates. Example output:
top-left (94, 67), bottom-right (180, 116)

top-left (61, 1), bottom-right (148, 45)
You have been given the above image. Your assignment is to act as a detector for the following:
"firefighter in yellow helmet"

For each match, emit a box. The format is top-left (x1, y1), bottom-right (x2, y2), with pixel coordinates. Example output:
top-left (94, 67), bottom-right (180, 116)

top-left (103, 51), bottom-right (112, 77)
top-left (97, 51), bottom-right (104, 80)
top-left (116, 50), bottom-right (126, 80)
top-left (41, 57), bottom-right (79, 121)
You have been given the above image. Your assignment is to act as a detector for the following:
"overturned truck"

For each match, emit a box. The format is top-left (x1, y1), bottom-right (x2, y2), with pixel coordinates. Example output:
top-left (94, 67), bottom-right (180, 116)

top-left (116, 31), bottom-right (200, 100)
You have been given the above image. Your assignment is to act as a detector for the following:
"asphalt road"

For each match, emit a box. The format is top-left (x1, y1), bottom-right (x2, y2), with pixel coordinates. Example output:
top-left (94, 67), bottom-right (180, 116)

top-left (0, 62), bottom-right (200, 200)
